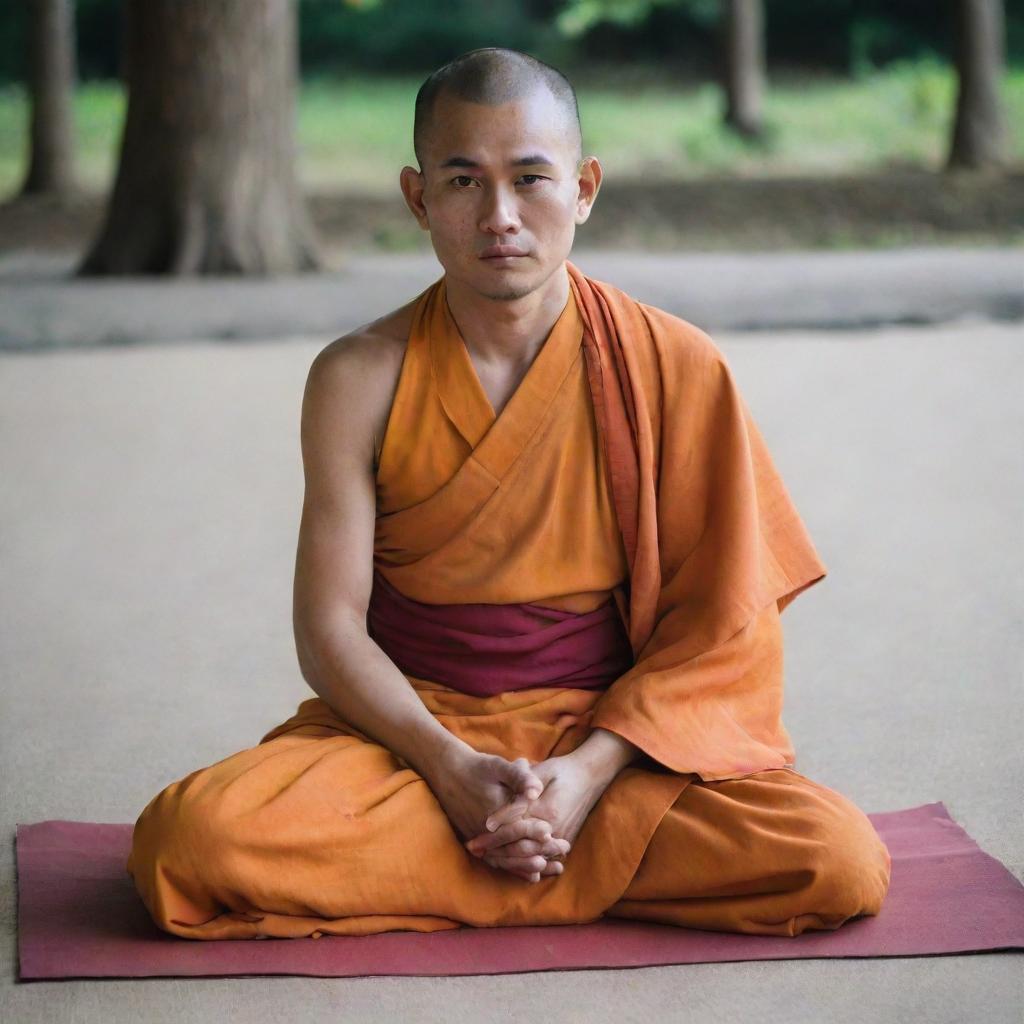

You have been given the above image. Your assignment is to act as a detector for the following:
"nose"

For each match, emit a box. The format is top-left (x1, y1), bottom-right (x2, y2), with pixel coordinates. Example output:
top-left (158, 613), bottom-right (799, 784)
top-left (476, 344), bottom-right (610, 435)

top-left (478, 183), bottom-right (521, 236)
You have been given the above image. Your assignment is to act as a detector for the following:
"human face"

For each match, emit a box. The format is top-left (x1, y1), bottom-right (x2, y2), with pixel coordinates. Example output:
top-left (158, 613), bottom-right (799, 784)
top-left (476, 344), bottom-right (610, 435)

top-left (400, 87), bottom-right (601, 302)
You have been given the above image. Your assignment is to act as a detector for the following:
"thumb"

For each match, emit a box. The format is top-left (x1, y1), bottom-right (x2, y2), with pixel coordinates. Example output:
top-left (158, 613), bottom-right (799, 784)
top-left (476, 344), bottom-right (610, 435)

top-left (506, 756), bottom-right (543, 801)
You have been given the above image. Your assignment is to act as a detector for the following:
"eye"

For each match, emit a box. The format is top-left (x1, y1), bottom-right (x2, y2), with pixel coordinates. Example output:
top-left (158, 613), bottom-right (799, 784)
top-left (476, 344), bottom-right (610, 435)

top-left (452, 175), bottom-right (476, 188)
top-left (519, 175), bottom-right (546, 185)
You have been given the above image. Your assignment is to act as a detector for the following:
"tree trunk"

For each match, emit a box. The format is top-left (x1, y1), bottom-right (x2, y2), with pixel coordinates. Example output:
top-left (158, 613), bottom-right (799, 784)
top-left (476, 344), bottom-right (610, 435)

top-left (20, 0), bottom-right (77, 197)
top-left (78, 0), bottom-right (322, 276)
top-left (722, 0), bottom-right (765, 139)
top-left (947, 0), bottom-right (1008, 170)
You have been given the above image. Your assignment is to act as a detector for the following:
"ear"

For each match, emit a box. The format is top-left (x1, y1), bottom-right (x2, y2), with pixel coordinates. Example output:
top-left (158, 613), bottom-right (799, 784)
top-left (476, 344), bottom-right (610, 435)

top-left (574, 156), bottom-right (603, 225)
top-left (399, 166), bottom-right (430, 230)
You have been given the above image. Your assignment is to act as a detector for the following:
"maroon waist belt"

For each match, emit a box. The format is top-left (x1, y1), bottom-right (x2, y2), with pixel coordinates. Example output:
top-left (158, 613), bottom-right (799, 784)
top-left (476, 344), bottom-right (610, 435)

top-left (366, 568), bottom-right (633, 697)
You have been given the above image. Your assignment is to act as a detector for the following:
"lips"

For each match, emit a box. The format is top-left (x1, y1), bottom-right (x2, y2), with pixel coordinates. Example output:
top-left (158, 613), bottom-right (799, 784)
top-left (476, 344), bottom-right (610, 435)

top-left (480, 245), bottom-right (528, 258)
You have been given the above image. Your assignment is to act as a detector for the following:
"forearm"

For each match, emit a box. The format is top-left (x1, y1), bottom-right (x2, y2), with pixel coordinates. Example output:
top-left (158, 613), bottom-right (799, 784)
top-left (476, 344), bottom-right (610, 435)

top-left (296, 613), bottom-right (472, 781)
top-left (567, 726), bottom-right (643, 787)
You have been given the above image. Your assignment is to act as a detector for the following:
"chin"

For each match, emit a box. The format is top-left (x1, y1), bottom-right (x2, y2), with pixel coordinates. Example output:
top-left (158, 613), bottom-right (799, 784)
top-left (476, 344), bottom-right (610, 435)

top-left (439, 251), bottom-right (560, 302)
top-left (483, 286), bottom-right (536, 302)
top-left (477, 257), bottom-right (557, 297)
top-left (476, 270), bottom-right (543, 302)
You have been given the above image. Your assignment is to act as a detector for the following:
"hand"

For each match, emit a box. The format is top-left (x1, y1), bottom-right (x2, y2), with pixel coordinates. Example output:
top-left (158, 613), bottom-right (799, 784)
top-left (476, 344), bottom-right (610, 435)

top-left (421, 743), bottom-right (551, 852)
top-left (465, 806), bottom-right (571, 883)
top-left (463, 751), bottom-right (613, 882)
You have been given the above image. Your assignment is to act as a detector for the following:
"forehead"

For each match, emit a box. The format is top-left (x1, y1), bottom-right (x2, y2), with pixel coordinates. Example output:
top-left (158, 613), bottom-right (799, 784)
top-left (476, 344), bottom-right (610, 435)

top-left (426, 88), bottom-right (572, 166)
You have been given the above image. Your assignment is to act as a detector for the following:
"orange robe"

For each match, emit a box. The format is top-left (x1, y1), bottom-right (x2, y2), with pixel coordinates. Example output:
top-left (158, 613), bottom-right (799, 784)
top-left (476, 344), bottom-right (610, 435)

top-left (126, 262), bottom-right (891, 940)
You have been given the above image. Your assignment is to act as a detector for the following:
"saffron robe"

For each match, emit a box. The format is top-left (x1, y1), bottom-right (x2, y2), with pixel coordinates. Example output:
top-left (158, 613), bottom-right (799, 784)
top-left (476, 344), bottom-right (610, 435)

top-left (125, 262), bottom-right (892, 940)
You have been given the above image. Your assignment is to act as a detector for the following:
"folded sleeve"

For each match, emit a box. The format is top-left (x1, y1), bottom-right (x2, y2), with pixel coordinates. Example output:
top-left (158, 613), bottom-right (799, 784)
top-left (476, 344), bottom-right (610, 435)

top-left (589, 324), bottom-right (826, 781)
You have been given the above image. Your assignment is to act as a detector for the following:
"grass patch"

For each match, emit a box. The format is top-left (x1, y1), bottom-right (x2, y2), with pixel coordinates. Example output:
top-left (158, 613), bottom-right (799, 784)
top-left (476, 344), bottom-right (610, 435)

top-left (0, 60), bottom-right (1020, 200)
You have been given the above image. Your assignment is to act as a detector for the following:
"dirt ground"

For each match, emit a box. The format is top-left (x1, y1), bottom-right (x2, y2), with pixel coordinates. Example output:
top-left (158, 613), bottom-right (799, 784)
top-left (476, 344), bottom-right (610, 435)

top-left (2, 169), bottom-right (1022, 267)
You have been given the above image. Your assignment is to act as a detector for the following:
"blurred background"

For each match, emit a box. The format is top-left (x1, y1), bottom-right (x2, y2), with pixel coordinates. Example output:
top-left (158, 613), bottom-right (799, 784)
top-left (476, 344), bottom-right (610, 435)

top-left (2, 6), bottom-right (1022, 1020)
top-left (0, 0), bottom-right (1021, 267)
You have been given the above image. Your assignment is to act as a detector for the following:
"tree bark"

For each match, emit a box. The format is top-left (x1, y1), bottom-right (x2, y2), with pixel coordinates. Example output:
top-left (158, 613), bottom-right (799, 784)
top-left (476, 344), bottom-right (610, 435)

top-left (947, 0), bottom-right (1008, 170)
top-left (722, 0), bottom-right (765, 139)
top-left (78, 0), bottom-right (322, 276)
top-left (20, 0), bottom-right (77, 197)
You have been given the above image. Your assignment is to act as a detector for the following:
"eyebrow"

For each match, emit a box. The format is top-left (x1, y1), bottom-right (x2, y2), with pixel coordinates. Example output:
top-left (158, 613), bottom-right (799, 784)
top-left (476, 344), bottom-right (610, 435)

top-left (439, 154), bottom-right (557, 169)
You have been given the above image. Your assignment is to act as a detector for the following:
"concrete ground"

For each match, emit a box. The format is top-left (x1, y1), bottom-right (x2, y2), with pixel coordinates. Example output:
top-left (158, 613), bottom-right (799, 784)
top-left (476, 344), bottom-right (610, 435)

top-left (0, 246), bottom-right (1022, 349)
top-left (1, 260), bottom-right (1022, 1020)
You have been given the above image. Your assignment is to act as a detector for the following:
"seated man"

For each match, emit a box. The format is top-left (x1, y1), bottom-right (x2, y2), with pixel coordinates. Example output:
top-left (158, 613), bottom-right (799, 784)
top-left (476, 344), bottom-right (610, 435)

top-left (127, 47), bottom-right (891, 940)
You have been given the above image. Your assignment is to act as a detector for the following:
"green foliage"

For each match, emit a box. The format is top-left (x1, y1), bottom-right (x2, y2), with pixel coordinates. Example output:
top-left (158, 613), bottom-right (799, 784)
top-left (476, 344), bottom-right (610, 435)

top-left (851, 17), bottom-right (901, 78)
top-left (1, 59), bottom-right (1021, 200)
top-left (556, 0), bottom-right (666, 37)
top-left (555, 0), bottom-right (720, 37)
top-left (1, 0), bottom-right (1023, 85)
top-left (901, 56), bottom-right (954, 123)
top-left (298, 0), bottom-right (551, 73)
top-left (0, 79), bottom-right (127, 193)
top-left (848, 13), bottom-right (949, 79)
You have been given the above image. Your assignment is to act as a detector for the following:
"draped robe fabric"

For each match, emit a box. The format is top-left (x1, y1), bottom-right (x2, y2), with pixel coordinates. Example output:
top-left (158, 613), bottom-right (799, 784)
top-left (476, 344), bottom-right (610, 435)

top-left (125, 262), bottom-right (892, 940)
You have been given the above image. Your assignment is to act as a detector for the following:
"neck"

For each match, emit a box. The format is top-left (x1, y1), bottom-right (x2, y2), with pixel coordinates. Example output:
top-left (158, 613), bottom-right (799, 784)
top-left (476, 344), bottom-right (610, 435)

top-left (444, 262), bottom-right (570, 369)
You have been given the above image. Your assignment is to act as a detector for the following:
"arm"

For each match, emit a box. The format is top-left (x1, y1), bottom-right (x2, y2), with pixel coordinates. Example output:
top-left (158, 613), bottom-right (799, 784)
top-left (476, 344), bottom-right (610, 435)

top-left (291, 336), bottom-right (550, 864)
top-left (292, 337), bottom-right (472, 780)
top-left (567, 727), bottom-right (643, 785)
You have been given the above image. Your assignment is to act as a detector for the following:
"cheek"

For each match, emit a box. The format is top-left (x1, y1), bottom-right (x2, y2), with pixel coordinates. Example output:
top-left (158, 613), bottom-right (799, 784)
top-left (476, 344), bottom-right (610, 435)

top-left (429, 205), bottom-right (474, 241)
top-left (528, 194), bottom-right (576, 229)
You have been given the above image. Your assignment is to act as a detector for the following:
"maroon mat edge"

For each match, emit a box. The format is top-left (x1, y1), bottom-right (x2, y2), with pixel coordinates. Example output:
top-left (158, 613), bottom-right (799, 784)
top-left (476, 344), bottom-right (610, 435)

top-left (15, 801), bottom-right (1024, 981)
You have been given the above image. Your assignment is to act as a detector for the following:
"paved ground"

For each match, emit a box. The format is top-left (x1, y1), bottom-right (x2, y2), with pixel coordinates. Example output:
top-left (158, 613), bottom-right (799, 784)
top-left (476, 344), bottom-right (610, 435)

top-left (1, 302), bottom-right (1021, 1019)
top-left (0, 246), bottom-right (1022, 350)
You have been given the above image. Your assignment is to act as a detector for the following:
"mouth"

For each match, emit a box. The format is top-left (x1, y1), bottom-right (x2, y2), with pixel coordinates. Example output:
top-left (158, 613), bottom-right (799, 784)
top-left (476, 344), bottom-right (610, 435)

top-left (480, 246), bottom-right (529, 260)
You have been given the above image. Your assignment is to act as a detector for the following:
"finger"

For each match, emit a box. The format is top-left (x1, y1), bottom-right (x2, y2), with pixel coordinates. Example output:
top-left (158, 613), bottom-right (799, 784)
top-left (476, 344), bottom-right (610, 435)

top-left (470, 837), bottom-right (543, 858)
top-left (484, 853), bottom-right (553, 882)
top-left (512, 756), bottom-right (543, 794)
top-left (507, 836), bottom-right (569, 858)
top-left (466, 814), bottom-right (553, 851)
top-left (485, 853), bottom-right (548, 874)
top-left (485, 837), bottom-right (550, 858)
top-left (542, 837), bottom-right (571, 858)
top-left (485, 798), bottom-right (551, 833)
top-left (508, 757), bottom-right (544, 801)
top-left (484, 793), bottom-right (531, 832)
top-left (474, 817), bottom-right (552, 853)
top-left (467, 835), bottom-right (540, 859)
top-left (467, 834), bottom-right (568, 861)
top-left (539, 859), bottom-right (564, 876)
top-left (480, 850), bottom-right (541, 882)
top-left (510, 838), bottom-right (549, 857)
top-left (469, 822), bottom-right (548, 857)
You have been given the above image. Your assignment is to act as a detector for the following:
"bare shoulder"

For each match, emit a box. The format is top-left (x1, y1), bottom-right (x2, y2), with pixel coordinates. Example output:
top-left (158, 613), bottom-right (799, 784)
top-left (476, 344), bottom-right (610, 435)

top-left (303, 298), bottom-right (418, 469)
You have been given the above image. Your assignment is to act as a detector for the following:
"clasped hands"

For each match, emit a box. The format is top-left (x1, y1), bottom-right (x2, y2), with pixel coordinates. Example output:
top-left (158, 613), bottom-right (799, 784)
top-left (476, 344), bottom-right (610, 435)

top-left (428, 744), bottom-right (617, 883)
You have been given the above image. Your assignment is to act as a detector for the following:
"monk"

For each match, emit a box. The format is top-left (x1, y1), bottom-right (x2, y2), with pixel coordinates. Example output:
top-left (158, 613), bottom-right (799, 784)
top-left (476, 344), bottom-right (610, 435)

top-left (126, 47), bottom-right (892, 940)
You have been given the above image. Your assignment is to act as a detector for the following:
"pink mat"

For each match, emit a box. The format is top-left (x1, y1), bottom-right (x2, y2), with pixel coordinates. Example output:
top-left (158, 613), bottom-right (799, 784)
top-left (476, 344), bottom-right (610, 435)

top-left (16, 802), bottom-right (1024, 979)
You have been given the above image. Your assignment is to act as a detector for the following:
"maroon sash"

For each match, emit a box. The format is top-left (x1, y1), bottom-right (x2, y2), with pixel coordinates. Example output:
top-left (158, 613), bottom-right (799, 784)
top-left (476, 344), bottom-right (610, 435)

top-left (367, 568), bottom-right (632, 697)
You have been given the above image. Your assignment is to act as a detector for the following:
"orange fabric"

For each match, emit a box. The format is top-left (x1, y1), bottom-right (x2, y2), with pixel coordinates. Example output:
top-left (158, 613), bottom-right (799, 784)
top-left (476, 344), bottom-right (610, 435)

top-left (565, 261), bottom-right (828, 780)
top-left (374, 272), bottom-right (628, 614)
top-left (611, 767), bottom-right (891, 936)
top-left (125, 264), bottom-right (889, 941)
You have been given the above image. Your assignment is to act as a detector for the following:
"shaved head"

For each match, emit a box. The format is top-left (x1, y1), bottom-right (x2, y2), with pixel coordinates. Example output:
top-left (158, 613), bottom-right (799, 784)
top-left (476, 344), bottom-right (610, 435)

top-left (413, 47), bottom-right (583, 171)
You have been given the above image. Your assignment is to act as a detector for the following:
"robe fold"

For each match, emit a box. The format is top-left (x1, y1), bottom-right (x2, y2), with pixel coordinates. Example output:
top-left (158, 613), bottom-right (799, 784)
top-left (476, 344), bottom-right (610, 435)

top-left (125, 261), bottom-right (891, 941)
top-left (565, 261), bottom-right (827, 780)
